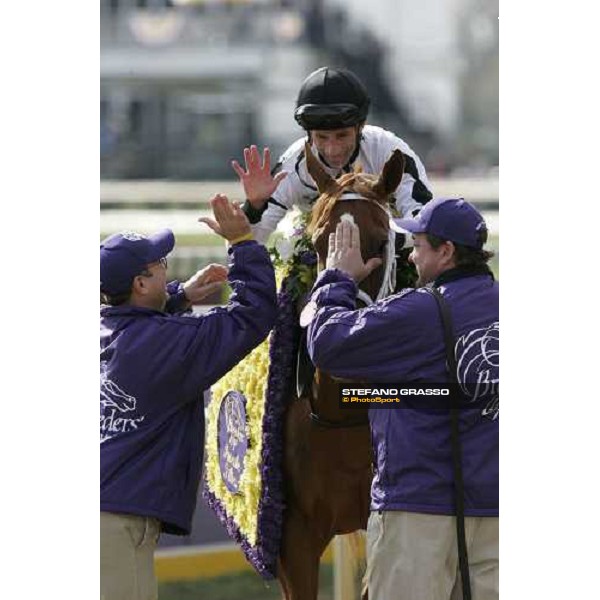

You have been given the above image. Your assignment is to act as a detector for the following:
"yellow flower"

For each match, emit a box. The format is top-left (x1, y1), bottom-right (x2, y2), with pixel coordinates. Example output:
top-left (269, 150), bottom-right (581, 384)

top-left (205, 337), bottom-right (272, 543)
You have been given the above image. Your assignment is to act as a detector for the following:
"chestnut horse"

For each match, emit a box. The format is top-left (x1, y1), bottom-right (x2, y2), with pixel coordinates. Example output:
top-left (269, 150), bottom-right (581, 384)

top-left (276, 144), bottom-right (406, 600)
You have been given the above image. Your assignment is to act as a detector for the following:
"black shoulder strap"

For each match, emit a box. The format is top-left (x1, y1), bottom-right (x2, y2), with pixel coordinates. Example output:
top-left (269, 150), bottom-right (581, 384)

top-left (427, 287), bottom-right (472, 600)
top-left (429, 287), bottom-right (459, 377)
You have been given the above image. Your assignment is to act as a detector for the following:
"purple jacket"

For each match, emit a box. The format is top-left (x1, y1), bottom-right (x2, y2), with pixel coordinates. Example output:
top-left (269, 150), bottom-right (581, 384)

top-left (100, 241), bottom-right (277, 535)
top-left (307, 267), bottom-right (499, 517)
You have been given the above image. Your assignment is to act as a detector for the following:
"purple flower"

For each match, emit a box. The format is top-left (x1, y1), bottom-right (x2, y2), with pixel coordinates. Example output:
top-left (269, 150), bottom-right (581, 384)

top-left (299, 250), bottom-right (318, 266)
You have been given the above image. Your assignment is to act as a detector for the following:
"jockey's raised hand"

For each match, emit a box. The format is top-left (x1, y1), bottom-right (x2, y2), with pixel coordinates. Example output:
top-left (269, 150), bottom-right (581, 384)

top-left (199, 194), bottom-right (253, 245)
top-left (231, 145), bottom-right (288, 209)
top-left (326, 220), bottom-right (382, 283)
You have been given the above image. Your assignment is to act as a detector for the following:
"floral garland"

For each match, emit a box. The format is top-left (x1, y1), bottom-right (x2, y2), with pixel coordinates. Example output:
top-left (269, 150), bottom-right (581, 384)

top-left (204, 340), bottom-right (270, 546)
top-left (269, 209), bottom-right (318, 300)
top-left (396, 246), bottom-right (418, 290)
top-left (203, 209), bottom-right (315, 579)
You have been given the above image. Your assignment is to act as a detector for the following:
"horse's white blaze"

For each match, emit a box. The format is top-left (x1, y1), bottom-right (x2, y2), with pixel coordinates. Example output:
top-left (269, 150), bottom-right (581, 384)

top-left (338, 208), bottom-right (397, 306)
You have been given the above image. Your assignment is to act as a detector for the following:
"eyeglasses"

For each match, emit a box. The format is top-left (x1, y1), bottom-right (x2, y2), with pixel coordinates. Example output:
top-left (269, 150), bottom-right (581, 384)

top-left (147, 257), bottom-right (168, 269)
top-left (139, 257), bottom-right (168, 278)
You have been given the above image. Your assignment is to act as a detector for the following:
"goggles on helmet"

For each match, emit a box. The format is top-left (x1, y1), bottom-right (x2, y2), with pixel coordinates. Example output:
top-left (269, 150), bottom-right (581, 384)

top-left (294, 103), bottom-right (364, 130)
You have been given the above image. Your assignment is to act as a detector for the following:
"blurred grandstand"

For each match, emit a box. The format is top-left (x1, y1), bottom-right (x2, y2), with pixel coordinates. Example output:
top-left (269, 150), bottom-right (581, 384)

top-left (100, 0), bottom-right (498, 180)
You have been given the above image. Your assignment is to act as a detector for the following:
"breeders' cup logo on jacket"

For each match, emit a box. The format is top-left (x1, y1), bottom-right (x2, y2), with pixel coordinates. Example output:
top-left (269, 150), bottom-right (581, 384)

top-left (101, 376), bottom-right (136, 412)
top-left (100, 361), bottom-right (146, 443)
top-left (455, 322), bottom-right (499, 420)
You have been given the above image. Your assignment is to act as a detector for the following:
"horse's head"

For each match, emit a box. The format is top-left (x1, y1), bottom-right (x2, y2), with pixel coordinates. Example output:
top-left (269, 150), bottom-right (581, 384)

top-left (305, 142), bottom-right (405, 303)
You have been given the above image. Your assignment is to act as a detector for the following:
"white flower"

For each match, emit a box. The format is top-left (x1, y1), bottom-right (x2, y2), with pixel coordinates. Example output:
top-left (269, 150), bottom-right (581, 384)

top-left (275, 238), bottom-right (294, 261)
top-left (277, 208), bottom-right (303, 241)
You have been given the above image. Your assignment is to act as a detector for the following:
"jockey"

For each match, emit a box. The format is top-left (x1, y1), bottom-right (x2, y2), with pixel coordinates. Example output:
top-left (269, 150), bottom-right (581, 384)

top-left (233, 66), bottom-right (434, 244)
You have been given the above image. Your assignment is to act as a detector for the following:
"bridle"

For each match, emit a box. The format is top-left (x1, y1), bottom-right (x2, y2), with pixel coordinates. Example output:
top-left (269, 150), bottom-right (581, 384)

top-left (356, 223), bottom-right (396, 307)
top-left (314, 190), bottom-right (397, 307)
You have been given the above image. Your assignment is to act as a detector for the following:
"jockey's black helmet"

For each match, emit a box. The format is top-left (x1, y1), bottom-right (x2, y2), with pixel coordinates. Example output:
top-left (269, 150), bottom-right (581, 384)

top-left (294, 67), bottom-right (370, 131)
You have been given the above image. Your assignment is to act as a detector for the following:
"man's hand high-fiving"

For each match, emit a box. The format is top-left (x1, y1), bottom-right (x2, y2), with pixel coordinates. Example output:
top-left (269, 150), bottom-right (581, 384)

top-left (326, 220), bottom-right (382, 283)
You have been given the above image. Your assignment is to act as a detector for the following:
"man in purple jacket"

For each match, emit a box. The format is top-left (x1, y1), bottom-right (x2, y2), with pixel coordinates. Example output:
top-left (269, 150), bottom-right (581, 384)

top-left (100, 194), bottom-right (277, 600)
top-left (306, 198), bottom-right (498, 600)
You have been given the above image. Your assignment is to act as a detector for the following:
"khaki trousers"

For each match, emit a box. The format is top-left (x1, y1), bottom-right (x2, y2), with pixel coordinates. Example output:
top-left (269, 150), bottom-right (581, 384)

top-left (100, 511), bottom-right (161, 600)
top-left (366, 511), bottom-right (498, 600)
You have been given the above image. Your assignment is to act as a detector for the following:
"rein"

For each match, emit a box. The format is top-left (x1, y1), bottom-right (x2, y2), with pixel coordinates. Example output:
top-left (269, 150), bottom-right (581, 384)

top-left (309, 411), bottom-right (370, 428)
top-left (356, 225), bottom-right (396, 306)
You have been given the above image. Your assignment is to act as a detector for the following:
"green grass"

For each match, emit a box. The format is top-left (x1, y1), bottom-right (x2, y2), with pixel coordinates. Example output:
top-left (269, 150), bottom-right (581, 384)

top-left (158, 565), bottom-right (334, 600)
top-left (172, 234), bottom-right (226, 246)
top-left (486, 234), bottom-right (499, 280)
top-left (99, 233), bottom-right (223, 247)
top-left (100, 232), bottom-right (500, 250)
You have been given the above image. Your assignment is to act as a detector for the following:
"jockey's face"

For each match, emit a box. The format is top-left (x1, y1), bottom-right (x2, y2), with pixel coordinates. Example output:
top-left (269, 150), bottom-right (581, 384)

top-left (311, 126), bottom-right (360, 169)
top-left (409, 234), bottom-right (456, 287)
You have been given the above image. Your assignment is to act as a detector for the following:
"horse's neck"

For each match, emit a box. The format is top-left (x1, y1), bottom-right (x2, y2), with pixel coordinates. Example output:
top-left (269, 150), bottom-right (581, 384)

top-left (309, 261), bottom-right (383, 423)
top-left (311, 371), bottom-right (369, 423)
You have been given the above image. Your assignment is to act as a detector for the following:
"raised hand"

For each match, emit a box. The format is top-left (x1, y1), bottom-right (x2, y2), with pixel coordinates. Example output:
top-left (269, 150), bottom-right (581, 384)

top-left (326, 220), bottom-right (382, 283)
top-left (183, 264), bottom-right (228, 305)
top-left (231, 145), bottom-right (288, 208)
top-left (198, 194), bottom-right (252, 243)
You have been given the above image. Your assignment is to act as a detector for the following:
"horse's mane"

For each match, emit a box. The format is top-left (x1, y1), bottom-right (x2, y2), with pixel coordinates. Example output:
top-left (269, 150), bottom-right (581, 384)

top-left (306, 172), bottom-right (390, 240)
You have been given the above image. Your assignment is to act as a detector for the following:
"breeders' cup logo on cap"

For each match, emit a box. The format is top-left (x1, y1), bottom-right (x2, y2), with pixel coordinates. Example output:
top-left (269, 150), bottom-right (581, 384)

top-left (121, 231), bottom-right (146, 242)
top-left (455, 322), bottom-right (499, 420)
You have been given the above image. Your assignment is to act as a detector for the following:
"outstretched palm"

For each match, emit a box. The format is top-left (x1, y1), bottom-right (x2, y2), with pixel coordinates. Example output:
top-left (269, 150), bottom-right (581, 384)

top-left (326, 220), bottom-right (382, 283)
top-left (231, 145), bottom-right (287, 208)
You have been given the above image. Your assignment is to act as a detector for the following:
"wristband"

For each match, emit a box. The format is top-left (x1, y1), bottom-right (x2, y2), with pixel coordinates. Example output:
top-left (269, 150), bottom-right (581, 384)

top-left (242, 200), bottom-right (267, 224)
top-left (229, 232), bottom-right (254, 245)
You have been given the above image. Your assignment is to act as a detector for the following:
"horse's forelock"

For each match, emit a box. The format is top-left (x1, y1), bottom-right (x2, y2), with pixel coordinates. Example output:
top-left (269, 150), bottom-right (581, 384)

top-left (308, 174), bottom-right (388, 239)
top-left (307, 190), bottom-right (341, 239)
top-left (352, 175), bottom-right (385, 202)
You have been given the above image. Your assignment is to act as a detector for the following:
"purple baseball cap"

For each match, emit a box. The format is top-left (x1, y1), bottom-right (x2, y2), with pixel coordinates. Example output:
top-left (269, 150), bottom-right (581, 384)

top-left (391, 197), bottom-right (487, 249)
top-left (100, 229), bottom-right (175, 295)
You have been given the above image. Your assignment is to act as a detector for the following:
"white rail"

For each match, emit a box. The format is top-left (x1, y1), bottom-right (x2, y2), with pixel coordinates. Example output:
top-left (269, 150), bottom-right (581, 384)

top-left (100, 176), bottom-right (499, 205)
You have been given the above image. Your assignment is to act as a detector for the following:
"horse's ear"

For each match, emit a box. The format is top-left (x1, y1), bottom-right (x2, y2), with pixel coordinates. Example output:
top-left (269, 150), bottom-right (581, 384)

top-left (304, 142), bottom-right (340, 195)
top-left (373, 149), bottom-right (405, 199)
top-left (354, 162), bottom-right (363, 174)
